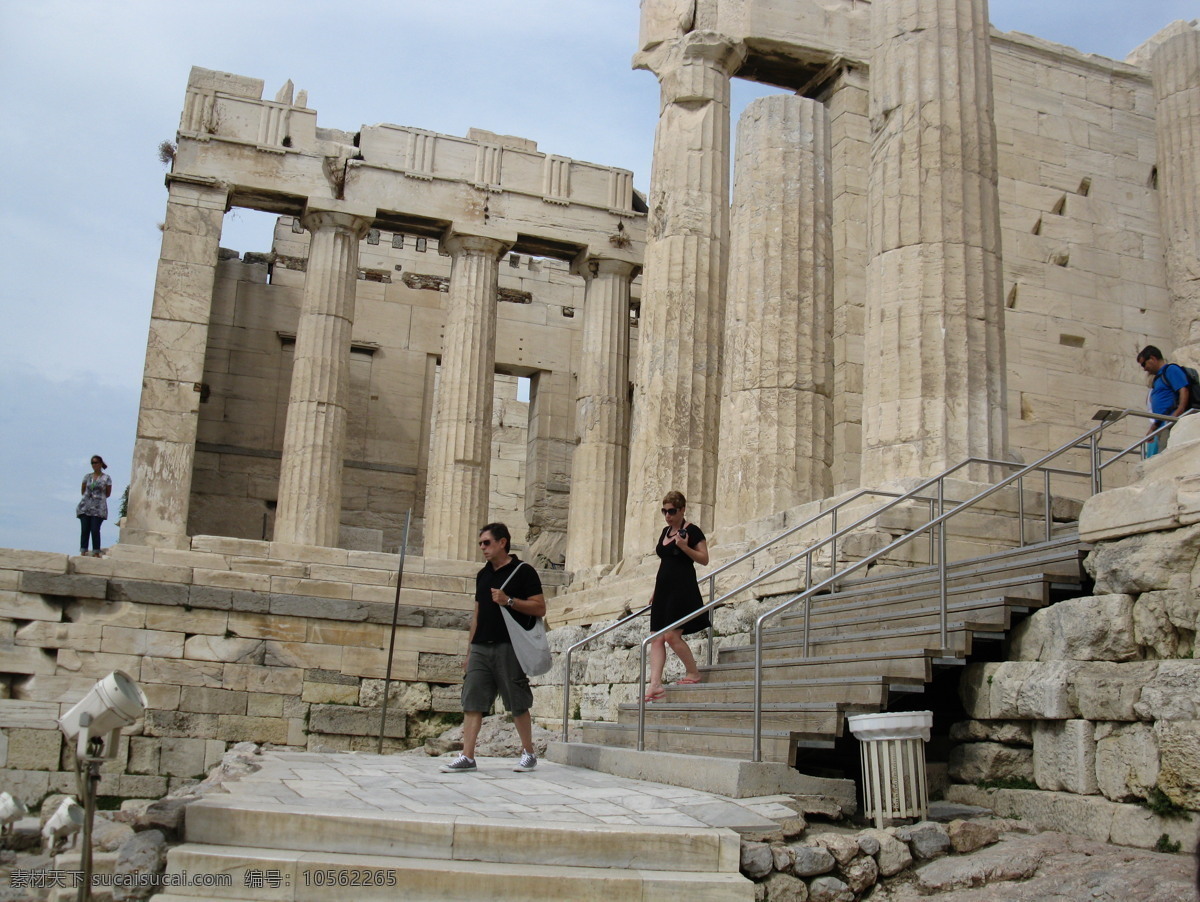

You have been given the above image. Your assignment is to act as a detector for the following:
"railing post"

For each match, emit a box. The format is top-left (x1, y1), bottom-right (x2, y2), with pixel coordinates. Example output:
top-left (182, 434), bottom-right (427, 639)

top-left (1043, 469), bottom-right (1053, 543)
top-left (927, 499), bottom-right (935, 564)
top-left (1017, 474), bottom-right (1026, 547)
top-left (937, 480), bottom-right (947, 650)
top-left (830, 509), bottom-right (838, 591)
top-left (802, 595), bottom-right (811, 657)
top-left (753, 617), bottom-right (764, 762)
top-left (561, 647), bottom-right (573, 741)
top-left (707, 575), bottom-right (715, 666)
top-left (1090, 432), bottom-right (1102, 495)
top-left (637, 641), bottom-right (649, 751)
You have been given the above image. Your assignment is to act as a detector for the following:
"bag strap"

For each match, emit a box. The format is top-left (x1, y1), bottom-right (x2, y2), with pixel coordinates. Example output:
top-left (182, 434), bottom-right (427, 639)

top-left (498, 560), bottom-right (526, 593)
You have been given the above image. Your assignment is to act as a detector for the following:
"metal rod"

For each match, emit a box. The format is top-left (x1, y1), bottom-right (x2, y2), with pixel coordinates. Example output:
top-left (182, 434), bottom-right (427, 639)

top-left (377, 509), bottom-right (411, 754)
top-left (1043, 468), bottom-right (1053, 543)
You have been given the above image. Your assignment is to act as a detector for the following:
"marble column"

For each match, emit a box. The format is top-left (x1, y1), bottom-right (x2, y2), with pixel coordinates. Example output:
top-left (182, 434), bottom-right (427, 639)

top-left (1150, 23), bottom-right (1200, 361)
top-left (423, 232), bottom-right (512, 561)
top-left (861, 0), bottom-right (1007, 485)
top-left (566, 257), bottom-right (638, 571)
top-left (124, 176), bottom-right (228, 549)
top-left (624, 31), bottom-right (746, 557)
top-left (273, 209), bottom-right (372, 548)
top-left (717, 95), bottom-right (834, 527)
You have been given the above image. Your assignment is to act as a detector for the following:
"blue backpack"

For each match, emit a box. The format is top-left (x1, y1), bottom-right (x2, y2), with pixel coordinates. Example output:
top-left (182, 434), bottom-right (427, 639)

top-left (1158, 362), bottom-right (1200, 411)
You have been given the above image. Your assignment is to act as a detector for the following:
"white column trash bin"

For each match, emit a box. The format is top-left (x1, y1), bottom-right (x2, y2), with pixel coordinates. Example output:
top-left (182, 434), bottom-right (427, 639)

top-left (846, 711), bottom-right (933, 829)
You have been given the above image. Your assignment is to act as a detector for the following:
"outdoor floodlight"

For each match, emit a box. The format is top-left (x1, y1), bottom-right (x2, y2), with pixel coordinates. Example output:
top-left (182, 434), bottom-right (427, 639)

top-left (0, 792), bottom-right (27, 833)
top-left (57, 671), bottom-right (147, 759)
top-left (41, 798), bottom-right (84, 855)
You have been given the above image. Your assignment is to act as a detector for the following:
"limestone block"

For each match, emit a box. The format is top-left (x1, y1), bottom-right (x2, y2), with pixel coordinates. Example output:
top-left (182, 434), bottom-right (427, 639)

top-left (807, 875), bottom-right (854, 902)
top-left (1153, 588), bottom-right (1199, 633)
top-left (246, 692), bottom-right (284, 717)
top-left (1011, 595), bottom-right (1138, 662)
top-left (140, 656), bottom-right (224, 689)
top-left (4, 728), bottom-right (62, 770)
top-left (948, 720), bottom-right (1032, 746)
top-left (1074, 662), bottom-right (1158, 721)
top-left (145, 606), bottom-right (226, 635)
top-left (946, 819), bottom-right (1000, 854)
top-left (308, 704), bottom-right (405, 739)
top-left (179, 687), bottom-right (247, 716)
top-left (158, 738), bottom-right (210, 778)
top-left (14, 620), bottom-right (102, 652)
top-left (1016, 661), bottom-right (1083, 720)
top-left (100, 627), bottom-right (184, 658)
top-left (1133, 592), bottom-right (1180, 658)
top-left (1086, 525), bottom-right (1200, 594)
top-left (948, 742), bottom-right (1033, 784)
top-left (1033, 720), bottom-right (1098, 794)
top-left (106, 579), bottom-right (190, 607)
top-left (128, 737), bottom-right (160, 775)
top-left (1135, 660), bottom-right (1200, 720)
top-left (141, 683), bottom-right (180, 712)
top-left (214, 714), bottom-right (290, 744)
top-left (0, 590), bottom-right (61, 621)
top-left (358, 679), bottom-right (430, 714)
top-left (893, 822), bottom-right (951, 861)
top-left (0, 643), bottom-right (59, 676)
top-left (1154, 719), bottom-right (1200, 809)
top-left (187, 584), bottom-right (269, 613)
top-left (1094, 722), bottom-right (1159, 803)
top-left (0, 549), bottom-right (68, 571)
top-left (144, 710), bottom-right (219, 739)
top-left (264, 641), bottom-right (343, 671)
top-left (301, 680), bottom-right (358, 706)
top-left (430, 685), bottom-right (460, 713)
top-left (226, 611), bottom-right (307, 642)
top-left (55, 649), bottom-right (142, 680)
top-left (191, 569), bottom-right (272, 592)
top-left (65, 600), bottom-right (146, 629)
top-left (119, 775), bottom-right (168, 799)
top-left (762, 871), bottom-right (808, 901)
top-left (838, 854), bottom-right (878, 894)
top-left (183, 635), bottom-right (265, 664)
top-left (19, 571), bottom-right (107, 599)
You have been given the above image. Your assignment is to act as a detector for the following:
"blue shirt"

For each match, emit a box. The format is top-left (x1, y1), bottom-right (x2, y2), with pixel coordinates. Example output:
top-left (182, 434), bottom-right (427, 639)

top-left (1150, 363), bottom-right (1189, 417)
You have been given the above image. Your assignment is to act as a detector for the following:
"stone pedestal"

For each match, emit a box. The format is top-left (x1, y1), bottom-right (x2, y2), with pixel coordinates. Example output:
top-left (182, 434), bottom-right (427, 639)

top-left (718, 95), bottom-right (833, 527)
top-left (566, 258), bottom-right (638, 571)
top-left (861, 0), bottom-right (1006, 484)
top-left (124, 177), bottom-right (228, 549)
top-left (624, 32), bottom-right (746, 557)
top-left (1150, 23), bottom-right (1200, 362)
top-left (273, 209), bottom-right (372, 548)
top-left (423, 232), bottom-right (512, 561)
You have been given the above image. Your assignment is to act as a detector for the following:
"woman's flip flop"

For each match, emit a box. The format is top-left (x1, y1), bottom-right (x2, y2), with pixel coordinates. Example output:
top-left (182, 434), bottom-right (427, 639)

top-left (644, 690), bottom-right (666, 702)
top-left (675, 677), bottom-right (701, 685)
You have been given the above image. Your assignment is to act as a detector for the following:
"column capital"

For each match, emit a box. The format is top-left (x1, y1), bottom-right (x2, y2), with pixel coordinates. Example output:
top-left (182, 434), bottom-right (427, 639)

top-left (634, 31), bottom-right (747, 85)
top-left (300, 206), bottom-right (373, 239)
top-left (440, 229), bottom-right (515, 259)
top-left (571, 254), bottom-right (641, 281)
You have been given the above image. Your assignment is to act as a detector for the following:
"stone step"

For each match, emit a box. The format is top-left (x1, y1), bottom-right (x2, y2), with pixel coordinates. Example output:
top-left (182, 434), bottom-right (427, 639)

top-left (661, 675), bottom-right (912, 706)
top-left (163, 843), bottom-right (754, 901)
top-left (791, 573), bottom-right (1055, 623)
top-left (729, 622), bottom-right (990, 661)
top-left (768, 596), bottom-right (1021, 644)
top-left (704, 648), bottom-right (938, 683)
top-left (182, 796), bottom-right (736, 873)
top-left (614, 701), bottom-right (847, 734)
top-left (580, 721), bottom-right (798, 764)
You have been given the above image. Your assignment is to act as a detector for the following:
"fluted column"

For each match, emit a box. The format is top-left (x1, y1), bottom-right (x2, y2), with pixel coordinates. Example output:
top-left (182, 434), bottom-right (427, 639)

top-left (566, 257), bottom-right (638, 571)
top-left (124, 177), bottom-right (228, 549)
top-left (717, 95), bottom-right (834, 527)
top-left (624, 32), bottom-right (746, 557)
top-left (1151, 23), bottom-right (1200, 360)
top-left (861, 0), bottom-right (1006, 484)
top-left (423, 232), bottom-right (512, 561)
top-left (273, 209), bottom-right (371, 547)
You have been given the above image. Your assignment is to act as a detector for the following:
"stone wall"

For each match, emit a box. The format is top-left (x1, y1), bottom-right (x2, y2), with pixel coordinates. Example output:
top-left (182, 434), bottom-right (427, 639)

top-left (0, 540), bottom-right (558, 807)
top-left (947, 416), bottom-right (1200, 847)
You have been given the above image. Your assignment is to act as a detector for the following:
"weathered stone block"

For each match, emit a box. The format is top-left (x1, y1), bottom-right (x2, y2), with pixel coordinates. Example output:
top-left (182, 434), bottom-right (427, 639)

top-left (183, 635), bottom-right (265, 664)
top-left (20, 571), bottom-right (107, 599)
top-left (946, 818), bottom-right (1000, 853)
top-left (1154, 719), bottom-right (1200, 809)
top-left (143, 710), bottom-right (219, 738)
top-left (302, 681), bottom-right (360, 705)
top-left (358, 679), bottom-right (430, 714)
top-left (179, 687), bottom-right (247, 716)
top-left (1013, 595), bottom-right (1138, 661)
top-left (222, 663), bottom-right (303, 695)
top-left (5, 728), bottom-right (62, 770)
top-left (308, 704), bottom-right (405, 738)
top-left (1074, 662), bottom-right (1158, 721)
top-left (1094, 721), bottom-right (1159, 803)
top-left (107, 579), bottom-right (189, 606)
top-left (1135, 661), bottom-right (1200, 720)
top-left (159, 738), bottom-right (210, 778)
top-left (1016, 661), bottom-right (1083, 719)
top-left (269, 593), bottom-right (368, 622)
top-left (948, 719), bottom-right (1032, 745)
top-left (246, 692), bottom-right (285, 717)
top-left (101, 626), bottom-right (185, 658)
top-left (1133, 592), bottom-right (1180, 658)
top-left (127, 737), bottom-right (160, 775)
top-left (215, 714), bottom-right (290, 744)
top-left (1086, 525), bottom-right (1200, 594)
top-left (948, 742), bottom-right (1033, 784)
top-left (1033, 719), bottom-right (1098, 794)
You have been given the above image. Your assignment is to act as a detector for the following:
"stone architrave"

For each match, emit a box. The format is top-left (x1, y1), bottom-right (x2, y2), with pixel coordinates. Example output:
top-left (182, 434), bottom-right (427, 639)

top-left (1150, 23), bottom-right (1200, 360)
top-left (423, 232), bottom-right (513, 561)
top-left (124, 177), bottom-right (229, 549)
top-left (566, 257), bottom-right (638, 571)
top-left (718, 94), bottom-right (833, 526)
top-left (623, 31), bottom-right (747, 558)
top-left (861, 0), bottom-right (1007, 484)
top-left (273, 209), bottom-right (372, 548)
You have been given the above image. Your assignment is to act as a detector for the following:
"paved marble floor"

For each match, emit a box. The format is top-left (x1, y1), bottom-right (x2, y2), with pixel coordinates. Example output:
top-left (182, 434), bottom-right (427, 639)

top-left (218, 750), bottom-right (795, 833)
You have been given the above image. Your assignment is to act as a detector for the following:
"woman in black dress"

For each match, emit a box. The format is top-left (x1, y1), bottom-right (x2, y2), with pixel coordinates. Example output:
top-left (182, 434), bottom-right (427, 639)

top-left (645, 491), bottom-right (710, 701)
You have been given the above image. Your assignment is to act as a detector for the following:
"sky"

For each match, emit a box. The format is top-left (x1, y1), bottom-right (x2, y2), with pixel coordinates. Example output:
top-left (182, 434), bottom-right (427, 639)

top-left (0, 1), bottom-right (1194, 555)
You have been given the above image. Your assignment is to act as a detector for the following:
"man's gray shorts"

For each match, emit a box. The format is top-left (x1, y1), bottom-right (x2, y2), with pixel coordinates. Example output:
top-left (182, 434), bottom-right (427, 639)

top-left (462, 642), bottom-right (533, 716)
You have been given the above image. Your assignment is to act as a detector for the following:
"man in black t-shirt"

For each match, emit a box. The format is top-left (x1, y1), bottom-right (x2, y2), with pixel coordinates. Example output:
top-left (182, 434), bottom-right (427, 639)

top-left (440, 522), bottom-right (546, 773)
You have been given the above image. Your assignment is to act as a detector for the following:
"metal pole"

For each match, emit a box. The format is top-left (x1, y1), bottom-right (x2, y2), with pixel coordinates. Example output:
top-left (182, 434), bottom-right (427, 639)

top-left (377, 509), bottom-right (412, 754)
top-left (937, 480), bottom-right (947, 650)
top-left (561, 646), bottom-right (573, 741)
top-left (1043, 469), bottom-right (1053, 543)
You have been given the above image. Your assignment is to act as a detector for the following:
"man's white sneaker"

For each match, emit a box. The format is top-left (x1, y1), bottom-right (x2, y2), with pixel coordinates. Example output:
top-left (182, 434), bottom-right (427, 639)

top-left (514, 751), bottom-right (538, 772)
top-left (439, 754), bottom-right (477, 773)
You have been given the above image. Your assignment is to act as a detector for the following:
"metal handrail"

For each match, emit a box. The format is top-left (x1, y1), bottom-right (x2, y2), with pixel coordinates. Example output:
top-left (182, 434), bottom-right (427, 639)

top-left (747, 407), bottom-right (1181, 760)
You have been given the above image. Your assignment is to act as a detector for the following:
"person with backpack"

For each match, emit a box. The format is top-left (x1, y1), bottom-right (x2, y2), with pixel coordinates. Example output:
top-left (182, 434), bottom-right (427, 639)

top-left (1136, 345), bottom-right (1197, 456)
